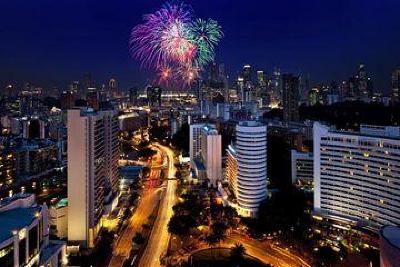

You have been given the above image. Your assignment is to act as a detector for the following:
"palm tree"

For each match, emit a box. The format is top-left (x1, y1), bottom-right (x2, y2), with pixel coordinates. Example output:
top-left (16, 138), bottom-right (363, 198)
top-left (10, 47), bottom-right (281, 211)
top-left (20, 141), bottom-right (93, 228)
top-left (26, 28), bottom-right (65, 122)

top-left (205, 234), bottom-right (218, 259)
top-left (210, 222), bottom-right (228, 257)
top-left (230, 243), bottom-right (246, 263)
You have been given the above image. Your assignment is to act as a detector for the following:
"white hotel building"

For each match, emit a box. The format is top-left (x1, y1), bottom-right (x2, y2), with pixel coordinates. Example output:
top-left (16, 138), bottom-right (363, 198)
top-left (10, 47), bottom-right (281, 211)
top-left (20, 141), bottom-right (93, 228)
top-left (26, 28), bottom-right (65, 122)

top-left (226, 121), bottom-right (268, 218)
top-left (314, 122), bottom-right (400, 231)
top-left (190, 124), bottom-right (222, 187)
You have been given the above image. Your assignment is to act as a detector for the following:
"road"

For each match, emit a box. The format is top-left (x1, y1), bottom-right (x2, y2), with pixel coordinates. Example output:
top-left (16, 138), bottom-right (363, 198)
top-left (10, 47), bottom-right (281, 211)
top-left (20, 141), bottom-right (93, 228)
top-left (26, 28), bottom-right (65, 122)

top-left (226, 233), bottom-right (311, 267)
top-left (138, 144), bottom-right (177, 267)
top-left (108, 149), bottom-right (163, 267)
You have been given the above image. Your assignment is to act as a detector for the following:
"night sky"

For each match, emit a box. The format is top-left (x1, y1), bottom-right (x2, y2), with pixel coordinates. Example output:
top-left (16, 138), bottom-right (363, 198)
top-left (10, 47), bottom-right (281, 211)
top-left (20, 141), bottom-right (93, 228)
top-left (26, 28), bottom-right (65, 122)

top-left (1, 0), bottom-right (400, 93)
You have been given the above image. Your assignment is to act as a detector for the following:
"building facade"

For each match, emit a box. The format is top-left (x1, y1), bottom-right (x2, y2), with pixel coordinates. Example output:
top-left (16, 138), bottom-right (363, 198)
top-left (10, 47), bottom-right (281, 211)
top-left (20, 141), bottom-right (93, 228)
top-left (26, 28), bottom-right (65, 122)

top-left (67, 109), bottom-right (106, 248)
top-left (314, 122), bottom-right (400, 231)
top-left (200, 126), bottom-right (222, 187)
top-left (282, 74), bottom-right (300, 122)
top-left (291, 149), bottom-right (313, 184)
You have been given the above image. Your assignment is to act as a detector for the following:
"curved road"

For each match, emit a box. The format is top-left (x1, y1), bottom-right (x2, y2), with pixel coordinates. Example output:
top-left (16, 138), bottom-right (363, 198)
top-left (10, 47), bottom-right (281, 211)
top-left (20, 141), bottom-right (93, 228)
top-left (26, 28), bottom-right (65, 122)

top-left (226, 233), bottom-right (311, 267)
top-left (138, 144), bottom-right (177, 267)
top-left (109, 149), bottom-right (163, 267)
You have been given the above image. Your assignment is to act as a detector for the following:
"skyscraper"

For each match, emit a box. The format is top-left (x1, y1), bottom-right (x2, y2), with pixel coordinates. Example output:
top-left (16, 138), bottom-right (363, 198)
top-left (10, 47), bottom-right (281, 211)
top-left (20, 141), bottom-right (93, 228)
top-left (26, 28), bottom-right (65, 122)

top-left (391, 69), bottom-right (400, 104)
top-left (67, 108), bottom-right (119, 247)
top-left (101, 110), bottom-right (120, 193)
top-left (108, 78), bottom-right (118, 98)
top-left (242, 64), bottom-right (252, 83)
top-left (282, 74), bottom-right (300, 122)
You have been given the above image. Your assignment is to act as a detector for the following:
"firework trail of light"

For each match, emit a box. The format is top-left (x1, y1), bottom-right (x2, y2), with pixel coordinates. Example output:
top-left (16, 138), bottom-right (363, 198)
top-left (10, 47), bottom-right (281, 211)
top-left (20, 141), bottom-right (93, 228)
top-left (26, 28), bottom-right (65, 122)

top-left (130, 1), bottom-right (223, 88)
top-left (188, 18), bottom-right (223, 66)
top-left (177, 63), bottom-right (200, 88)
top-left (130, 1), bottom-right (193, 68)
top-left (155, 65), bottom-right (173, 86)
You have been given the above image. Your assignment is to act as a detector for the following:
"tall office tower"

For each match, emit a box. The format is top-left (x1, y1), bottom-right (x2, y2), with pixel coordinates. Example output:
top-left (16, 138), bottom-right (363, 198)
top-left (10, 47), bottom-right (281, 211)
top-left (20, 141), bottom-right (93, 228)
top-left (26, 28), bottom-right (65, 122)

top-left (257, 71), bottom-right (267, 87)
top-left (69, 81), bottom-right (80, 94)
top-left (209, 62), bottom-right (219, 83)
top-left (146, 86), bottom-right (162, 107)
top-left (108, 78), bottom-right (118, 98)
top-left (86, 88), bottom-right (100, 110)
top-left (391, 69), bottom-right (400, 104)
top-left (67, 108), bottom-right (106, 248)
top-left (60, 90), bottom-right (77, 110)
top-left (101, 110), bottom-right (120, 193)
top-left (282, 74), bottom-right (300, 122)
top-left (218, 64), bottom-right (226, 81)
top-left (226, 121), bottom-right (268, 217)
top-left (129, 87), bottom-right (139, 106)
top-left (242, 65), bottom-right (252, 83)
top-left (200, 126), bottom-right (222, 187)
top-left (189, 123), bottom-right (211, 162)
top-left (314, 122), bottom-right (400, 231)
top-left (237, 77), bottom-right (245, 102)
top-left (268, 68), bottom-right (281, 104)
top-left (357, 64), bottom-right (373, 101)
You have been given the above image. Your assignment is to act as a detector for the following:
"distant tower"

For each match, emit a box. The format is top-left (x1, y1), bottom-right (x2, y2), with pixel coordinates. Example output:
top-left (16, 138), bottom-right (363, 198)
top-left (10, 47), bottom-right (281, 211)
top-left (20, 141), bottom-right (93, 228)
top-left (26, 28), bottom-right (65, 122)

top-left (282, 74), bottom-right (300, 122)
top-left (391, 69), bottom-right (400, 104)
top-left (109, 78), bottom-right (118, 98)
top-left (242, 65), bottom-right (252, 83)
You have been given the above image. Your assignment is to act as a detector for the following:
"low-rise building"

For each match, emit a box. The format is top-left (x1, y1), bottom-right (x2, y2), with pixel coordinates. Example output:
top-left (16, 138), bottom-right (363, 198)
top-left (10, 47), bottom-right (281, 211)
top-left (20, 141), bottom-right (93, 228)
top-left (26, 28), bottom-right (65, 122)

top-left (0, 193), bottom-right (67, 267)
top-left (291, 149), bottom-right (313, 184)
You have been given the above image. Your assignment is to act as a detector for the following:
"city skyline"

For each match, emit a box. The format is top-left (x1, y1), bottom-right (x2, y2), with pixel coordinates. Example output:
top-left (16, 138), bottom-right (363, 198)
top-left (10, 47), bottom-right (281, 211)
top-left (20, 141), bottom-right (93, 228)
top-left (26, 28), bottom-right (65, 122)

top-left (2, 0), bottom-right (400, 92)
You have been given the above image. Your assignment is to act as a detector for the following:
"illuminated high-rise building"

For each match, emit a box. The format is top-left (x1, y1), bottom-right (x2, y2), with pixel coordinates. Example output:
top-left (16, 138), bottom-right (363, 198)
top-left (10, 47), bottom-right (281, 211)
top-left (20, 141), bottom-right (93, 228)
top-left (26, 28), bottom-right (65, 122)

top-left (242, 64), bottom-right (252, 83)
top-left (67, 108), bottom-right (119, 247)
top-left (391, 69), bottom-right (400, 104)
top-left (282, 74), bottom-right (300, 122)
top-left (226, 121), bottom-right (268, 217)
top-left (108, 78), bottom-right (118, 98)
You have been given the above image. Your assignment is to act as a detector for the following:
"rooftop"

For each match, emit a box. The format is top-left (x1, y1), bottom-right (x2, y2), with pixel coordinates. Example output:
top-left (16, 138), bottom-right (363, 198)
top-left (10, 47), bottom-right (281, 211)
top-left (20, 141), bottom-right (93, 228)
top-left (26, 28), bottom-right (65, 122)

top-left (0, 206), bottom-right (41, 243)
top-left (381, 225), bottom-right (400, 248)
top-left (238, 121), bottom-right (264, 127)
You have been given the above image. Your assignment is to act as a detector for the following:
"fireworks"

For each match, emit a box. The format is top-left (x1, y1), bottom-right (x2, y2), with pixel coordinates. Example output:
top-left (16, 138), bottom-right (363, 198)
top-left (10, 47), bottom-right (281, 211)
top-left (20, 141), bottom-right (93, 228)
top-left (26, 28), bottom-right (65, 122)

top-left (130, 1), bottom-right (223, 87)
top-left (188, 18), bottom-right (223, 66)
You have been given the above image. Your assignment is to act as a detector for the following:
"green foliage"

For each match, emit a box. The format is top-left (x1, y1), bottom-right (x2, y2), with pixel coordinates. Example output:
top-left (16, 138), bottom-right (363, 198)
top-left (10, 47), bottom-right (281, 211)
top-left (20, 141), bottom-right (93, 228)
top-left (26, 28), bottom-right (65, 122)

top-left (230, 243), bottom-right (246, 262)
top-left (171, 123), bottom-right (189, 155)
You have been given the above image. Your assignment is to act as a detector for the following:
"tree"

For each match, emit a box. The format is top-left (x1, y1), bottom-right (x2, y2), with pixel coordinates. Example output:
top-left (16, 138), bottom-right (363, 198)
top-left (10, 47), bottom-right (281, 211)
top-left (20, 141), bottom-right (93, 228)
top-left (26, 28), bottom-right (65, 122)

top-left (230, 243), bottom-right (246, 263)
top-left (205, 233), bottom-right (218, 259)
top-left (209, 222), bottom-right (228, 256)
top-left (168, 215), bottom-right (196, 237)
top-left (171, 123), bottom-right (189, 155)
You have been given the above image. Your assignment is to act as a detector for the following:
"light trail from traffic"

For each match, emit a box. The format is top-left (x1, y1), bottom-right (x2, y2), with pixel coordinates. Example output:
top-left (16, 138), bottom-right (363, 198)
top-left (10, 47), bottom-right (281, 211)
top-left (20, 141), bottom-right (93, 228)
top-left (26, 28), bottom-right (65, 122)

top-left (138, 144), bottom-right (177, 267)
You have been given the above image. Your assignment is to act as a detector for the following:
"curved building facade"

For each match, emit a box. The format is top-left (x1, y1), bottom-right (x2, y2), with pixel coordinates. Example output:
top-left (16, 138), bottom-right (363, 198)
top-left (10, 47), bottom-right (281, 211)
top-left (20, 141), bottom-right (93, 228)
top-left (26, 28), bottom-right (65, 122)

top-left (234, 121), bottom-right (268, 217)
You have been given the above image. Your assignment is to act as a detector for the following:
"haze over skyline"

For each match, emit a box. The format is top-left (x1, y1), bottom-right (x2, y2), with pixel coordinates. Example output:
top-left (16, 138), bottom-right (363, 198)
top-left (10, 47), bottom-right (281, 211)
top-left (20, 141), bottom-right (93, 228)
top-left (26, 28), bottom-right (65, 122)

top-left (1, 0), bottom-right (400, 92)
